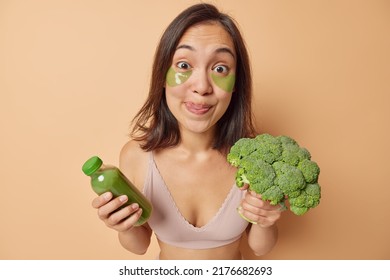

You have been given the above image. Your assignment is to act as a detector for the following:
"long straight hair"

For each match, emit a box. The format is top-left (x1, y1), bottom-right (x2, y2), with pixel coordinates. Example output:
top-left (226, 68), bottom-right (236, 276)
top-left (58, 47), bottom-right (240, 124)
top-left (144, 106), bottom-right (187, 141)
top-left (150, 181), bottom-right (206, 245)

top-left (131, 3), bottom-right (256, 152)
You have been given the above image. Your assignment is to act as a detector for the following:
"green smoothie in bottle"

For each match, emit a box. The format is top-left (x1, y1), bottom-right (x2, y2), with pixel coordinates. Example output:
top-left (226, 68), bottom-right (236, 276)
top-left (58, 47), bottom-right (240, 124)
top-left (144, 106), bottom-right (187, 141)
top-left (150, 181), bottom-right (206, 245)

top-left (82, 156), bottom-right (152, 226)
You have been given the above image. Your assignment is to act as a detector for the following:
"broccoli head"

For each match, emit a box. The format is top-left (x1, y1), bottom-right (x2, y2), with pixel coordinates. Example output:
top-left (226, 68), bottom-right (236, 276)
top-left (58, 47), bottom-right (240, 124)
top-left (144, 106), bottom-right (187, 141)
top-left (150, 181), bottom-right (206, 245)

top-left (227, 133), bottom-right (321, 216)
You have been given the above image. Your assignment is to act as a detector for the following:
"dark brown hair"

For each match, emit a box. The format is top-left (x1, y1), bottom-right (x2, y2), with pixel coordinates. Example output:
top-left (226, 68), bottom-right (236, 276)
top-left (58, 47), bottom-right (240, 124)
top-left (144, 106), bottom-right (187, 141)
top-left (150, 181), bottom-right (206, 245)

top-left (131, 3), bottom-right (256, 152)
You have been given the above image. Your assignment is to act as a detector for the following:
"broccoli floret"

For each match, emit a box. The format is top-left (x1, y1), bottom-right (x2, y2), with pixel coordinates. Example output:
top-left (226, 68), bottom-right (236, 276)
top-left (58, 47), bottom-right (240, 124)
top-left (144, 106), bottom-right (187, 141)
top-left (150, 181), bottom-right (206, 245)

top-left (240, 156), bottom-right (276, 194)
top-left (289, 205), bottom-right (309, 216)
top-left (273, 161), bottom-right (306, 198)
top-left (261, 185), bottom-right (285, 205)
top-left (298, 159), bottom-right (320, 184)
top-left (227, 133), bottom-right (321, 216)
top-left (235, 167), bottom-right (248, 187)
top-left (253, 134), bottom-right (283, 164)
top-left (277, 135), bottom-right (311, 166)
top-left (227, 137), bottom-right (258, 167)
top-left (304, 183), bottom-right (321, 207)
top-left (277, 135), bottom-right (297, 146)
top-left (289, 183), bottom-right (321, 215)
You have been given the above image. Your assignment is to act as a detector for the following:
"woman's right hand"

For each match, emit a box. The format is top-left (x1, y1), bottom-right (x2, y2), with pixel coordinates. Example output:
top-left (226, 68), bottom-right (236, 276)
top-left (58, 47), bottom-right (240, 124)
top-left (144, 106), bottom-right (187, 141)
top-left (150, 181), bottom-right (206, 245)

top-left (91, 192), bottom-right (143, 232)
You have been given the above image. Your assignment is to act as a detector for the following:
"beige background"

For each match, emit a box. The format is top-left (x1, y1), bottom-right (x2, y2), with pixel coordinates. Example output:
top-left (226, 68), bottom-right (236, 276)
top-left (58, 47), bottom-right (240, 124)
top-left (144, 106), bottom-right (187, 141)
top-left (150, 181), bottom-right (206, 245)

top-left (1, 0), bottom-right (389, 259)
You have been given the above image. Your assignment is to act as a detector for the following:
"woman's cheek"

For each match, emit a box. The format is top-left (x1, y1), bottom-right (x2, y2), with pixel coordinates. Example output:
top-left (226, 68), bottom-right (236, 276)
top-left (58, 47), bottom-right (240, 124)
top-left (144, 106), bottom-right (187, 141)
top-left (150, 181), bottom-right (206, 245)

top-left (166, 67), bottom-right (192, 87)
top-left (211, 73), bottom-right (235, 93)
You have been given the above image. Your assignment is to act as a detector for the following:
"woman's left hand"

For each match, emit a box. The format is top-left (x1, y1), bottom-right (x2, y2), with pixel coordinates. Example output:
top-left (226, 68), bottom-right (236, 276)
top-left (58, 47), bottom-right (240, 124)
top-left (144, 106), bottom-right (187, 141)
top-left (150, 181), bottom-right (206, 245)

top-left (238, 184), bottom-right (283, 228)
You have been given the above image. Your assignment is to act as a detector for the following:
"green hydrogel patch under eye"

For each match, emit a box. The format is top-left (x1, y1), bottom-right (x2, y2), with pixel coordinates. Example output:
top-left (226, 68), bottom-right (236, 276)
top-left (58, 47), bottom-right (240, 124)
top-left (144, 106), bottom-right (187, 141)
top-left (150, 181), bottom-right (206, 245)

top-left (166, 67), bottom-right (192, 86)
top-left (211, 73), bottom-right (236, 92)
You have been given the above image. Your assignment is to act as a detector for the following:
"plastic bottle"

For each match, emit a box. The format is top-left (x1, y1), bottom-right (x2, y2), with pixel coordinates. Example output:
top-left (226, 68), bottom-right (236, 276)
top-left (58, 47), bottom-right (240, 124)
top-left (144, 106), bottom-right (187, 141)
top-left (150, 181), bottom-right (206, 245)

top-left (82, 156), bottom-right (152, 226)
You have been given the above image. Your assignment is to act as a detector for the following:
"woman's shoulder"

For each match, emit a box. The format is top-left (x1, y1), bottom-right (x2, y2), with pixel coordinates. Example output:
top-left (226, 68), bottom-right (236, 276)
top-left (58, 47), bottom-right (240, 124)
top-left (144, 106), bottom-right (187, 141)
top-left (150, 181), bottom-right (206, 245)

top-left (120, 139), bottom-right (147, 158)
top-left (119, 140), bottom-right (150, 187)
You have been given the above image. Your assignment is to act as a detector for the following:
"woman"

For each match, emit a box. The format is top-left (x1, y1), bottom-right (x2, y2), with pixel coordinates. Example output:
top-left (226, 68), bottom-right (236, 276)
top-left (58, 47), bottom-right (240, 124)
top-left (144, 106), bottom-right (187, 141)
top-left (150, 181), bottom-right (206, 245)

top-left (92, 3), bottom-right (282, 260)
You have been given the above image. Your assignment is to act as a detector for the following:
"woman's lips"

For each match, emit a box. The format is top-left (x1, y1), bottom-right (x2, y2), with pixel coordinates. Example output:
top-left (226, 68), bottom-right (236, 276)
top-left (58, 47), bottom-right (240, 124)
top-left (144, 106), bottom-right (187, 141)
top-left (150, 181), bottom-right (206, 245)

top-left (185, 102), bottom-right (212, 115)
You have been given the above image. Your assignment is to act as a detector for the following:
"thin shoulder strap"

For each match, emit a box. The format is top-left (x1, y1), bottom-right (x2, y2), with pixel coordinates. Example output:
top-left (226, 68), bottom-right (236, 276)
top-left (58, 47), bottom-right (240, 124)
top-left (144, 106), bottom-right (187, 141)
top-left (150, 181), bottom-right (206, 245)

top-left (142, 151), bottom-right (154, 197)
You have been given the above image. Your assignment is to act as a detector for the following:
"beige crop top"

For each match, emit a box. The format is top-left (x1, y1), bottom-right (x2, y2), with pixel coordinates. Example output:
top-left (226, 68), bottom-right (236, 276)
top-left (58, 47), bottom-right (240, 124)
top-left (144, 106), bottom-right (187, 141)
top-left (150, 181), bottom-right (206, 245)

top-left (143, 152), bottom-right (249, 249)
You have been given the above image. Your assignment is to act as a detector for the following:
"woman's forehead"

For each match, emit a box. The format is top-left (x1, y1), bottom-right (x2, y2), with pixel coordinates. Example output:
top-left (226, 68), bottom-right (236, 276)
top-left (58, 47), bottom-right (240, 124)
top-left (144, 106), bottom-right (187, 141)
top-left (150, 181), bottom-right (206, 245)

top-left (176, 22), bottom-right (235, 55)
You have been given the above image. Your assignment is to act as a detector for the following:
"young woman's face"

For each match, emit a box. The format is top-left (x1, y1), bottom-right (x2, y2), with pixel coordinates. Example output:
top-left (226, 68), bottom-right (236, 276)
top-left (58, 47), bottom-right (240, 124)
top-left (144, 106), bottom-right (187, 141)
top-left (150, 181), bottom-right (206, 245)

top-left (165, 22), bottom-right (236, 136)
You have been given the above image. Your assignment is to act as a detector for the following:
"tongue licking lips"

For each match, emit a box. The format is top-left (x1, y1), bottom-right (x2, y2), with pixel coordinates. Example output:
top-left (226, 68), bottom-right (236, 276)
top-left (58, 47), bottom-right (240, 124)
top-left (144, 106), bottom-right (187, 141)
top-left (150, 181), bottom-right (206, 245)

top-left (185, 102), bottom-right (211, 115)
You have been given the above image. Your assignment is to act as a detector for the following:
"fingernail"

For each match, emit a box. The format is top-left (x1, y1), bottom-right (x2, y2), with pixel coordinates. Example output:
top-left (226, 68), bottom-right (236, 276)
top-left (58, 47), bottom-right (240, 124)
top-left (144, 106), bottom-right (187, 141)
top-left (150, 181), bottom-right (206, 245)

top-left (103, 192), bottom-right (112, 200)
top-left (119, 195), bottom-right (128, 202)
top-left (132, 203), bottom-right (139, 210)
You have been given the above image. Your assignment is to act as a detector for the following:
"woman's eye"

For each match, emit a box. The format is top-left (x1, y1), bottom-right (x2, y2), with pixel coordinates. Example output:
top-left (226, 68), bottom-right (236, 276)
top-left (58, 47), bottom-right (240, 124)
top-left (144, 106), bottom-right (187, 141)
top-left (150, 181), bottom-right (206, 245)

top-left (176, 62), bottom-right (191, 71)
top-left (213, 65), bottom-right (229, 74)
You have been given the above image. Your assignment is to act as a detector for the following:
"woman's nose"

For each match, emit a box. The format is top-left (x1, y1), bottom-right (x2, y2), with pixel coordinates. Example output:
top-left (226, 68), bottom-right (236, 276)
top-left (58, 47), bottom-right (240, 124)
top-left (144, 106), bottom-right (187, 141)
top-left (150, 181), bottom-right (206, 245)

top-left (191, 70), bottom-right (212, 95)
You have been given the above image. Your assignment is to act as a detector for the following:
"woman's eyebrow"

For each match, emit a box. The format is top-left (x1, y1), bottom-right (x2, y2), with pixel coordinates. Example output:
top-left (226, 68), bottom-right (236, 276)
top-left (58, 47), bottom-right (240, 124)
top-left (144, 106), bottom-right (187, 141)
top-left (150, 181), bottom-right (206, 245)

top-left (176, 44), bottom-right (195, 51)
top-left (215, 47), bottom-right (235, 59)
top-left (176, 44), bottom-right (235, 59)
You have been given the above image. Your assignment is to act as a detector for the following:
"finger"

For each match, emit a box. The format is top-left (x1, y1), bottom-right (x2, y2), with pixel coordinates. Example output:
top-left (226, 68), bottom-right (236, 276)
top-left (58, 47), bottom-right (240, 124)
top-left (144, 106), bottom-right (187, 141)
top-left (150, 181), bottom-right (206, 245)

top-left (116, 208), bottom-right (143, 232)
top-left (92, 192), bottom-right (113, 209)
top-left (258, 199), bottom-right (284, 211)
top-left (249, 190), bottom-right (262, 199)
top-left (243, 192), bottom-right (266, 208)
top-left (241, 199), bottom-right (266, 216)
top-left (238, 205), bottom-right (269, 225)
top-left (241, 198), bottom-right (282, 220)
top-left (97, 195), bottom-right (128, 219)
top-left (244, 192), bottom-right (282, 211)
top-left (238, 206), bottom-right (278, 227)
top-left (237, 206), bottom-right (258, 224)
top-left (106, 203), bottom-right (140, 227)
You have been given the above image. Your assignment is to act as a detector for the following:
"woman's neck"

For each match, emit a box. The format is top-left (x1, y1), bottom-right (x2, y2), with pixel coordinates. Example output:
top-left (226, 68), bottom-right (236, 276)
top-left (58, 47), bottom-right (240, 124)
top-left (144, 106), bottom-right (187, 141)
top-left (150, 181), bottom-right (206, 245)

top-left (177, 128), bottom-right (216, 155)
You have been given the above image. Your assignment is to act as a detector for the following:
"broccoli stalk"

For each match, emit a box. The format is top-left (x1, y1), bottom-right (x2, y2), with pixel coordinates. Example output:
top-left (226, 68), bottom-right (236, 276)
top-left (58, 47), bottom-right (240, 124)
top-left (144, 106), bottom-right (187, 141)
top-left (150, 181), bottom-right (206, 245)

top-left (227, 133), bottom-right (321, 216)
